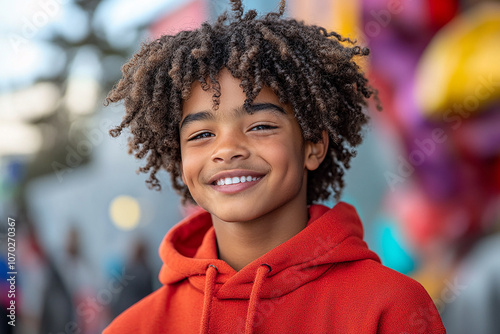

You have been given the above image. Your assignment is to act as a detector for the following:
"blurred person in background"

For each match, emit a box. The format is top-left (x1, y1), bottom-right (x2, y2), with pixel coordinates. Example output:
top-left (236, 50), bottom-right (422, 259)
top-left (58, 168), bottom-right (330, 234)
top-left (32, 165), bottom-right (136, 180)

top-left (39, 255), bottom-right (75, 334)
top-left (40, 226), bottom-right (100, 334)
top-left (110, 238), bottom-right (153, 318)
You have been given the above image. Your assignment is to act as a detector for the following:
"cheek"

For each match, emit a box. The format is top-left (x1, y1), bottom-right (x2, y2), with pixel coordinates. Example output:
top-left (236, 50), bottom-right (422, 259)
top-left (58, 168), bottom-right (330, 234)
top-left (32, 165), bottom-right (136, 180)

top-left (264, 141), bottom-right (305, 173)
top-left (180, 147), bottom-right (207, 184)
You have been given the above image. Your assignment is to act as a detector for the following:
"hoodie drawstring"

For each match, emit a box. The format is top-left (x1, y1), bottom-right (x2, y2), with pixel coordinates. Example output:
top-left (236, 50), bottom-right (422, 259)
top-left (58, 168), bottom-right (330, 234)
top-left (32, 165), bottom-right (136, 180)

top-left (200, 264), bottom-right (218, 334)
top-left (199, 264), bottom-right (271, 334)
top-left (245, 264), bottom-right (271, 334)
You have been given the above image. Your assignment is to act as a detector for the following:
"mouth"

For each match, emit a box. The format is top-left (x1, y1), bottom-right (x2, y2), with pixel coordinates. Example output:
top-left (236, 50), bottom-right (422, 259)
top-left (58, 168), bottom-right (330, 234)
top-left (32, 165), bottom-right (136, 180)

top-left (212, 175), bottom-right (262, 186)
top-left (208, 170), bottom-right (265, 194)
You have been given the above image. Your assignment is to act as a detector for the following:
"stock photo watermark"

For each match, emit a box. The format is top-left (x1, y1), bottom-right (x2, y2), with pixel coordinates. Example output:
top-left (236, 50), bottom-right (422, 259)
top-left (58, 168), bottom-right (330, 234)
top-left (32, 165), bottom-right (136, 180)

top-left (8, 0), bottom-right (70, 55)
top-left (405, 277), bottom-right (467, 333)
top-left (6, 218), bottom-right (17, 327)
top-left (349, 0), bottom-right (415, 45)
top-left (384, 74), bottom-right (500, 190)
top-left (433, 277), bottom-right (467, 313)
top-left (8, 0), bottom-right (69, 55)
top-left (51, 117), bottom-right (120, 182)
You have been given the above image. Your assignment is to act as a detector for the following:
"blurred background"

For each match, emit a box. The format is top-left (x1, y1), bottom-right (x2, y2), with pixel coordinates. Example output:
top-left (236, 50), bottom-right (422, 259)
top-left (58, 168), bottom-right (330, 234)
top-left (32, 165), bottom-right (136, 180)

top-left (1, 0), bottom-right (499, 333)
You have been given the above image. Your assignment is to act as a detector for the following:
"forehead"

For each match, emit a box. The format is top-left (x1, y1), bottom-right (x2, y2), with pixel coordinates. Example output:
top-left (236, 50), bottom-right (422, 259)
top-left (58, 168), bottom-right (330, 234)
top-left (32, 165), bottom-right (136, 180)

top-left (181, 68), bottom-right (290, 118)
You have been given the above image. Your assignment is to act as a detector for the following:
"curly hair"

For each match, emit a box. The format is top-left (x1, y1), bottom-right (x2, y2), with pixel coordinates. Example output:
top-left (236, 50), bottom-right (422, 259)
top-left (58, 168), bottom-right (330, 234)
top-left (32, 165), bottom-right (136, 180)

top-left (105, 0), bottom-right (378, 205)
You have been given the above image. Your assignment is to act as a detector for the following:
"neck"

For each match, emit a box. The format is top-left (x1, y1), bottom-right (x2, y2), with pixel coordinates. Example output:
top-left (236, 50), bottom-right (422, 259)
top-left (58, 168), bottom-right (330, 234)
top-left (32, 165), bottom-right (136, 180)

top-left (212, 203), bottom-right (309, 272)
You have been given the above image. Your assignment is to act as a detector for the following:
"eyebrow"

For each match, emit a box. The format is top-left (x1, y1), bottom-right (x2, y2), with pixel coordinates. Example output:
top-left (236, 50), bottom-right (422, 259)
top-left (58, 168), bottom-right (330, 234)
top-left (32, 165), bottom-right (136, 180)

top-left (179, 103), bottom-right (286, 130)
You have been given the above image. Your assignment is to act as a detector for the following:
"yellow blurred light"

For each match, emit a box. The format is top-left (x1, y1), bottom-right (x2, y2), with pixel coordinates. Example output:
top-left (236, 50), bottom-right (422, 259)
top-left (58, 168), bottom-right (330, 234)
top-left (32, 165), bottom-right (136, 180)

top-left (109, 195), bottom-right (141, 230)
top-left (415, 3), bottom-right (500, 116)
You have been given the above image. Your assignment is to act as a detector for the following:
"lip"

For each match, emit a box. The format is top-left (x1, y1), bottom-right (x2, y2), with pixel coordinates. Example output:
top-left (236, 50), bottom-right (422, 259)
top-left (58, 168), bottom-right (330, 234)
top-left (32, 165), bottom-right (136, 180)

top-left (208, 169), bottom-right (266, 194)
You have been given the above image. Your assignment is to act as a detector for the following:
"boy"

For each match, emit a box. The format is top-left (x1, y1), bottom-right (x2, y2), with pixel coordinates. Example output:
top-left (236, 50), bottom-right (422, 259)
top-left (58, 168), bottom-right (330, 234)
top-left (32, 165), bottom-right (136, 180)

top-left (104, 1), bottom-right (446, 333)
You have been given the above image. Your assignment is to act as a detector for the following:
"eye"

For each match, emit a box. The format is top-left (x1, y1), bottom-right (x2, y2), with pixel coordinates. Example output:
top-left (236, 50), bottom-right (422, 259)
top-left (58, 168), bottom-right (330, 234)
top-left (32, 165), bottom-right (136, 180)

top-left (188, 132), bottom-right (214, 141)
top-left (250, 124), bottom-right (278, 131)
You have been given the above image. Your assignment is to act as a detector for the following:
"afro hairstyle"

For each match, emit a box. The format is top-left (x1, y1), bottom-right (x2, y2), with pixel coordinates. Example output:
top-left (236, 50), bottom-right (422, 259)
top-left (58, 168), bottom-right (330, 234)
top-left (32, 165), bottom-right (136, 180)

top-left (105, 0), bottom-right (379, 204)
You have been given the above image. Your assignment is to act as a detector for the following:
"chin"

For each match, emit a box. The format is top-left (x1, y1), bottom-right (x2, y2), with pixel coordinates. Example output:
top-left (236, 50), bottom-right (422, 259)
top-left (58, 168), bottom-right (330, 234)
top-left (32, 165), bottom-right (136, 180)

top-left (209, 207), bottom-right (268, 223)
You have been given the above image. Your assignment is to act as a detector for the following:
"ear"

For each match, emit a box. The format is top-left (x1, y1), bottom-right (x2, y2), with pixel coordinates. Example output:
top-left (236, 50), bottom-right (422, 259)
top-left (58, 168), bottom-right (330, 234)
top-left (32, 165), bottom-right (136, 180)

top-left (304, 131), bottom-right (329, 171)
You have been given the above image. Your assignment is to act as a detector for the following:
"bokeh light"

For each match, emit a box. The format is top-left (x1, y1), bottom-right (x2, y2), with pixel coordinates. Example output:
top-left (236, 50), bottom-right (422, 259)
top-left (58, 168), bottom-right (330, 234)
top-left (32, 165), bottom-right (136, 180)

top-left (109, 195), bottom-right (141, 231)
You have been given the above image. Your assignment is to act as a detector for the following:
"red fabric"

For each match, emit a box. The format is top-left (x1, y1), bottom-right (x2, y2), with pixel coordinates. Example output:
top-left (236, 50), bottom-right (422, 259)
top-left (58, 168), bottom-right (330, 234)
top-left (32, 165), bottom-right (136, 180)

top-left (104, 202), bottom-right (446, 333)
top-left (200, 265), bottom-right (217, 334)
top-left (244, 264), bottom-right (270, 334)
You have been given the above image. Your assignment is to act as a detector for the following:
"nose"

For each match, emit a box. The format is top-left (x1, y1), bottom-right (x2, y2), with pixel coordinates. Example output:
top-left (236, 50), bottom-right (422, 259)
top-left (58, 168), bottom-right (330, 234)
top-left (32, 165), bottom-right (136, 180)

top-left (211, 131), bottom-right (250, 163)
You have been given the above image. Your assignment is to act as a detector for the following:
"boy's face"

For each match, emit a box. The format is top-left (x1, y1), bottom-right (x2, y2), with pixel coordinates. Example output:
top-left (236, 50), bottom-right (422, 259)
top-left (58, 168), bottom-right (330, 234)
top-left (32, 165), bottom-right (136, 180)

top-left (179, 69), bottom-right (317, 223)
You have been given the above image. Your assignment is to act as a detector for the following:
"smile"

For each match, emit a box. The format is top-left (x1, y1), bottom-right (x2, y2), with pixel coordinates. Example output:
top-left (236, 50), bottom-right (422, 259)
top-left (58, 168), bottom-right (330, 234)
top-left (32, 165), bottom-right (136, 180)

top-left (215, 176), bottom-right (262, 186)
top-left (209, 170), bottom-right (265, 195)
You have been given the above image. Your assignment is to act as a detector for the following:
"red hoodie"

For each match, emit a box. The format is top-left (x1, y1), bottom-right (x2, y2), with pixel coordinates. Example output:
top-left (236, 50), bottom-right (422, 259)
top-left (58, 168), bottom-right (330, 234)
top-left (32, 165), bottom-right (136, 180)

top-left (104, 202), bottom-right (446, 333)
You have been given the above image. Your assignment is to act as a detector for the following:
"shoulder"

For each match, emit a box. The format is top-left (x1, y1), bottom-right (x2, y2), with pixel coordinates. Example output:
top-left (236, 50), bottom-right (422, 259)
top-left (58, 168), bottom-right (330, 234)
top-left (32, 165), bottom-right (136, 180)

top-left (330, 259), bottom-right (425, 290)
top-left (336, 259), bottom-right (436, 307)
top-left (327, 259), bottom-right (446, 333)
top-left (103, 285), bottom-right (171, 334)
top-left (351, 259), bottom-right (428, 292)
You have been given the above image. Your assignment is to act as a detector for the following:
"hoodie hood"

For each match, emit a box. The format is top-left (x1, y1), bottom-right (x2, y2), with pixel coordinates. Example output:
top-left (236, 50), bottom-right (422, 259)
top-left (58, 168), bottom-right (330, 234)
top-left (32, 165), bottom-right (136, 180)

top-left (105, 202), bottom-right (446, 334)
top-left (158, 202), bottom-right (380, 299)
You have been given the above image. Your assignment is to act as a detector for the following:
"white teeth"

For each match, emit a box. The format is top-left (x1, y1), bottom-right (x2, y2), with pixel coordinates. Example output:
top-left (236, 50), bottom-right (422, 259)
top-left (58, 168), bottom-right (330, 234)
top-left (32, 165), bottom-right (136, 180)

top-left (215, 175), bottom-right (261, 186)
